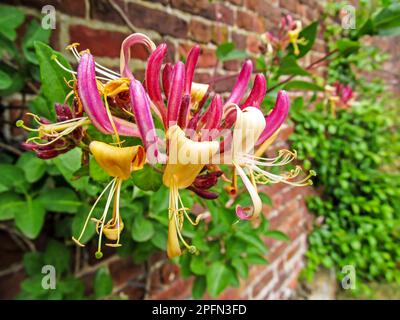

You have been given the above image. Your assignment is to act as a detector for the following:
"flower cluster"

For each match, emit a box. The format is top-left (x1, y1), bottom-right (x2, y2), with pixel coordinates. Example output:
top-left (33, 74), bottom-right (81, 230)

top-left (19, 33), bottom-right (314, 259)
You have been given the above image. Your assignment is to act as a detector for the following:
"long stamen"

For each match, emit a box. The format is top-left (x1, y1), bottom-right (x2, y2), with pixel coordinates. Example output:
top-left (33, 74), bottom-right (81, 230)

top-left (72, 179), bottom-right (116, 247)
top-left (95, 178), bottom-right (119, 259)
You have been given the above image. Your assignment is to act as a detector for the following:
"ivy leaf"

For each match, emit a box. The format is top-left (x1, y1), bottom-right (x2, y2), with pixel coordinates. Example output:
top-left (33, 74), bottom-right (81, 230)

top-left (14, 198), bottom-right (46, 239)
top-left (131, 214), bottom-right (154, 242)
top-left (0, 70), bottom-right (12, 90)
top-left (284, 80), bottom-right (324, 92)
top-left (192, 276), bottom-right (206, 299)
top-left (0, 5), bottom-right (25, 41)
top-left (264, 230), bottom-right (289, 241)
top-left (130, 164), bottom-right (162, 192)
top-left (17, 152), bottom-right (46, 183)
top-left (278, 56), bottom-right (310, 76)
top-left (288, 21), bottom-right (318, 58)
top-left (34, 41), bottom-right (73, 121)
top-left (206, 261), bottom-right (232, 297)
top-left (93, 267), bottom-right (113, 298)
top-left (38, 187), bottom-right (81, 214)
top-left (0, 192), bottom-right (23, 221)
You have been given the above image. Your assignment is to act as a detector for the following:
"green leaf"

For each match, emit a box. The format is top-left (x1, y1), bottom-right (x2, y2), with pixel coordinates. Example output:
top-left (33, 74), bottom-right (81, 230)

top-left (89, 156), bottom-right (109, 182)
top-left (23, 20), bottom-right (51, 64)
top-left (29, 93), bottom-right (54, 120)
top-left (17, 152), bottom-right (46, 183)
top-left (284, 80), bottom-right (324, 92)
top-left (15, 198), bottom-right (46, 239)
top-left (232, 258), bottom-right (249, 278)
top-left (34, 41), bottom-right (73, 121)
top-left (131, 214), bottom-right (154, 242)
top-left (278, 56), bottom-right (310, 76)
top-left (44, 240), bottom-right (71, 275)
top-left (38, 187), bottom-right (81, 213)
top-left (151, 223), bottom-right (167, 250)
top-left (264, 230), bottom-right (289, 241)
top-left (0, 5), bottom-right (25, 41)
top-left (259, 193), bottom-right (272, 206)
top-left (192, 276), bottom-right (206, 299)
top-left (190, 254), bottom-right (207, 275)
top-left (216, 42), bottom-right (234, 59)
top-left (336, 39), bottom-right (360, 56)
top-left (235, 231), bottom-right (268, 254)
top-left (206, 261), bottom-right (232, 297)
top-left (0, 164), bottom-right (27, 193)
top-left (23, 252), bottom-right (44, 276)
top-left (288, 21), bottom-right (318, 58)
top-left (0, 70), bottom-right (12, 90)
top-left (52, 149), bottom-right (89, 191)
top-left (0, 192), bottom-right (23, 220)
top-left (93, 267), bottom-right (113, 298)
top-left (130, 164), bottom-right (162, 192)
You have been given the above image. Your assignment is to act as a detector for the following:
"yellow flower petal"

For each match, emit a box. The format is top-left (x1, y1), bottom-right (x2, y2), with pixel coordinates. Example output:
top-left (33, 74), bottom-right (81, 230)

top-left (89, 141), bottom-right (145, 180)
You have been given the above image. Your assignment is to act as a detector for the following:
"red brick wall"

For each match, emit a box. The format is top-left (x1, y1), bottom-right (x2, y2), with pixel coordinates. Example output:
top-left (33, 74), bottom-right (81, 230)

top-left (2, 0), bottom-right (324, 300)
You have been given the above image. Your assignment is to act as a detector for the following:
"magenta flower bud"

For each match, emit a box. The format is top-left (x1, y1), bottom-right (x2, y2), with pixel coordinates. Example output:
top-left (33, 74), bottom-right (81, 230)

top-left (167, 61), bottom-right (185, 127)
top-left (162, 63), bottom-right (173, 100)
top-left (187, 186), bottom-right (219, 199)
top-left (241, 74), bottom-right (267, 109)
top-left (224, 60), bottom-right (253, 108)
top-left (198, 94), bottom-right (222, 131)
top-left (177, 94), bottom-right (191, 128)
top-left (256, 90), bottom-right (290, 145)
top-left (37, 149), bottom-right (60, 159)
top-left (55, 103), bottom-right (73, 122)
top-left (193, 171), bottom-right (222, 189)
top-left (77, 53), bottom-right (140, 137)
top-left (129, 79), bottom-right (161, 163)
top-left (184, 45), bottom-right (200, 95)
top-left (146, 43), bottom-right (168, 125)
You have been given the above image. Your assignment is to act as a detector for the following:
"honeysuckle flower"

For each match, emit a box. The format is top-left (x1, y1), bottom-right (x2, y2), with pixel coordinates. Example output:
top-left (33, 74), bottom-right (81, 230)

top-left (261, 15), bottom-right (306, 56)
top-left (72, 141), bottom-right (145, 258)
top-left (228, 91), bottom-right (315, 220)
top-left (325, 82), bottom-right (354, 116)
top-left (163, 125), bottom-right (219, 258)
top-left (17, 102), bottom-right (86, 159)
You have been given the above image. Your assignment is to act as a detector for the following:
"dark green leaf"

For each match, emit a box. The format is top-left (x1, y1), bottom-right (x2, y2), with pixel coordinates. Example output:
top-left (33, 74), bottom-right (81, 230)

top-left (192, 276), bottom-right (206, 299)
top-left (131, 214), bottom-right (154, 242)
top-left (38, 187), bottom-right (81, 213)
top-left (0, 5), bottom-right (25, 41)
top-left (93, 267), bottom-right (113, 298)
top-left (206, 262), bottom-right (232, 297)
top-left (278, 56), bottom-right (310, 76)
top-left (130, 164), bottom-right (162, 192)
top-left (17, 152), bottom-right (46, 183)
top-left (44, 240), bottom-right (71, 275)
top-left (288, 21), bottom-right (318, 58)
top-left (284, 80), bottom-right (324, 91)
top-left (14, 198), bottom-right (46, 239)
top-left (264, 230), bottom-right (289, 241)
top-left (0, 192), bottom-right (23, 220)
top-left (0, 70), bottom-right (12, 90)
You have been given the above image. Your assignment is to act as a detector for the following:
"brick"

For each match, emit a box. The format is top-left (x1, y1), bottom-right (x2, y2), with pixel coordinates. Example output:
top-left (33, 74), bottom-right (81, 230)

top-left (90, 0), bottom-right (126, 24)
top-left (212, 24), bottom-right (229, 45)
top-left (6, 0), bottom-right (86, 17)
top-left (246, 34), bottom-right (261, 54)
top-left (128, 3), bottom-right (188, 38)
top-left (245, 0), bottom-right (272, 17)
top-left (178, 43), bottom-right (217, 68)
top-left (237, 10), bottom-right (264, 33)
top-left (228, 0), bottom-right (243, 5)
top-left (252, 270), bottom-right (274, 297)
top-left (232, 32), bottom-right (247, 50)
top-left (109, 258), bottom-right (145, 287)
top-left (279, 0), bottom-right (298, 14)
top-left (189, 19), bottom-right (212, 43)
top-left (69, 25), bottom-right (128, 58)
